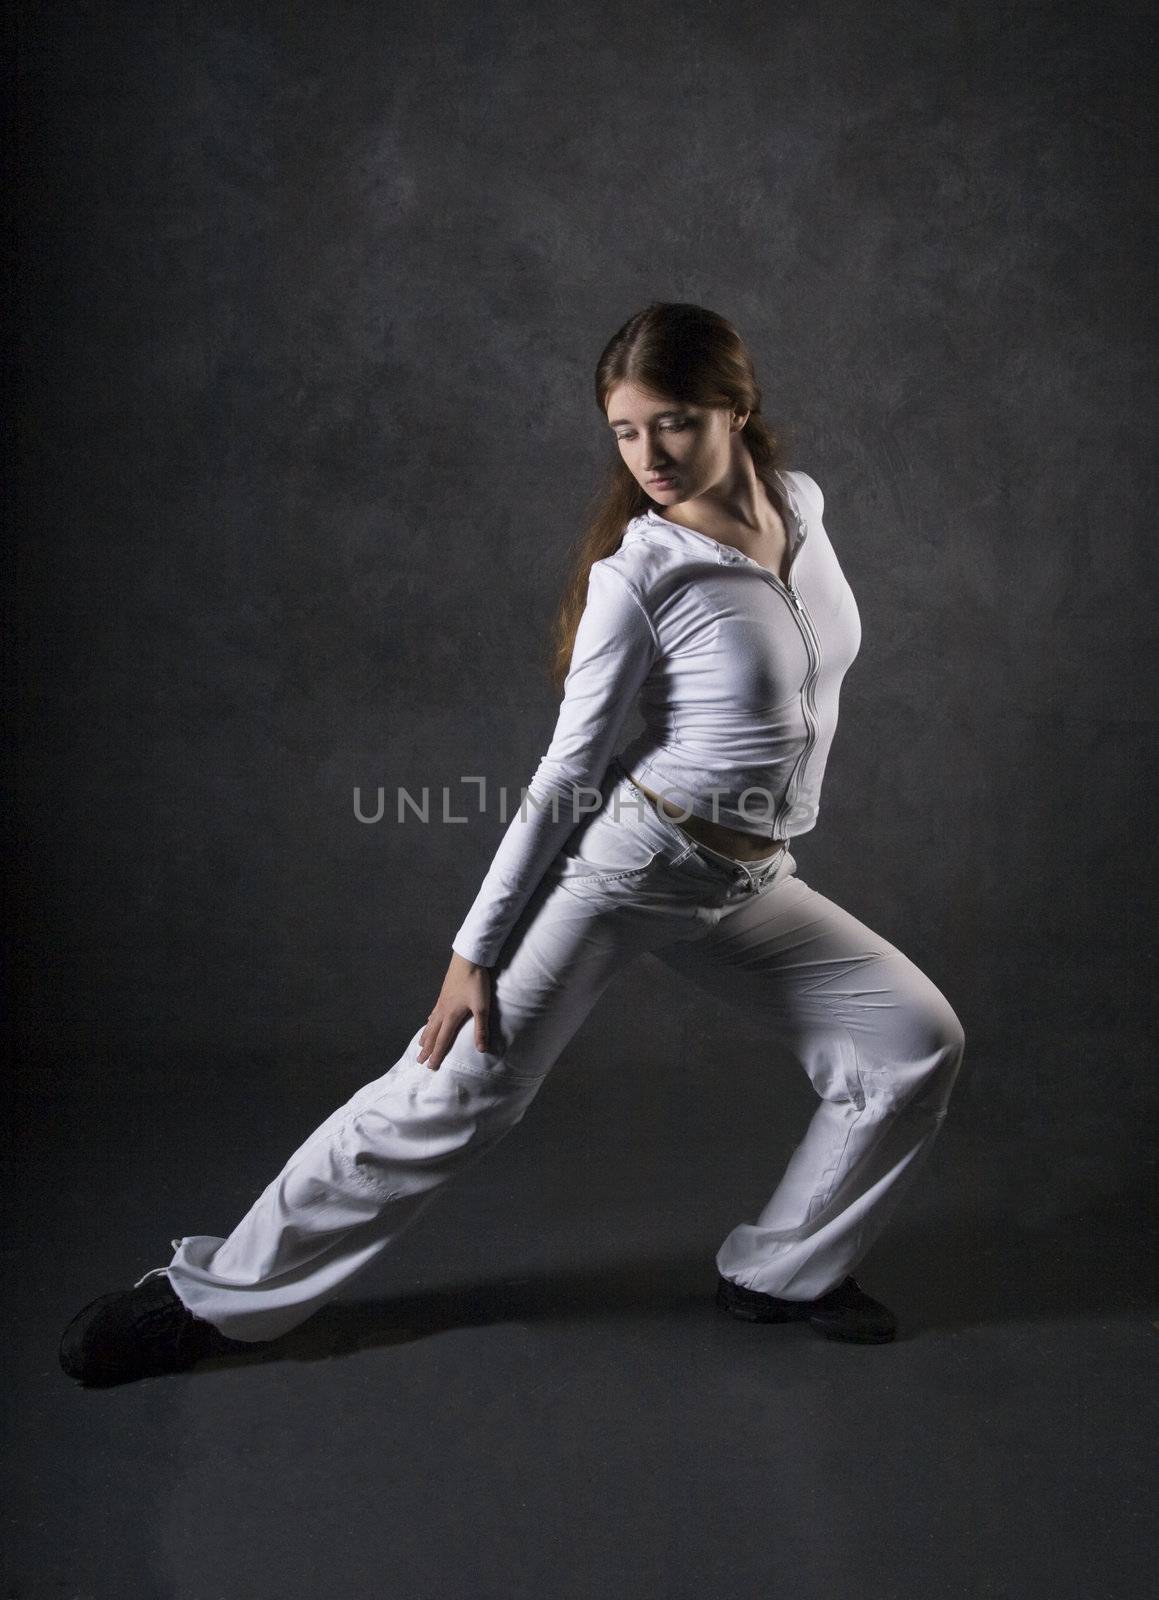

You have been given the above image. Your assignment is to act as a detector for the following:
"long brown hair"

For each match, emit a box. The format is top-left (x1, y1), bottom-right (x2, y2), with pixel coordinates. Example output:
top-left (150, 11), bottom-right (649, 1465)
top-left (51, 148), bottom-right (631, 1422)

top-left (547, 301), bottom-right (795, 689)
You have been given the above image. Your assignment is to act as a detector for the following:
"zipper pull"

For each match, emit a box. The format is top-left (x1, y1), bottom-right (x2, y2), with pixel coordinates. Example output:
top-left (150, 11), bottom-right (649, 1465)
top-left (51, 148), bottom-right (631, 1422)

top-left (789, 586), bottom-right (803, 610)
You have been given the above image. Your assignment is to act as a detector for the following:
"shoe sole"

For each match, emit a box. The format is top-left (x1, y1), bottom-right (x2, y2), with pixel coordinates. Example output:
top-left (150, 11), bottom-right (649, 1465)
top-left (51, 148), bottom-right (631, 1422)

top-left (715, 1281), bottom-right (896, 1343)
top-left (815, 1324), bottom-right (896, 1343)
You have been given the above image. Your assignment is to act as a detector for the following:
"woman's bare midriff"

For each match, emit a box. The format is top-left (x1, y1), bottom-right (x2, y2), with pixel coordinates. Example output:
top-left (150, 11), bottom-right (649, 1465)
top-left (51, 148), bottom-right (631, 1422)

top-left (625, 773), bottom-right (786, 862)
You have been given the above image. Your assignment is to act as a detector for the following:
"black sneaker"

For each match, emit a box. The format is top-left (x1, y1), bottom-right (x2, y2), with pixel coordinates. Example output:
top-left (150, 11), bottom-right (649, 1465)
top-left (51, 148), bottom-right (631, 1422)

top-left (715, 1271), bottom-right (897, 1343)
top-left (59, 1268), bottom-right (270, 1385)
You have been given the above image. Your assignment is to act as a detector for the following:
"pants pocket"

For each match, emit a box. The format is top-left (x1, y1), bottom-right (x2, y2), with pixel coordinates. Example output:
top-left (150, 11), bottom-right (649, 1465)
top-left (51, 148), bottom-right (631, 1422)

top-left (558, 798), bottom-right (665, 885)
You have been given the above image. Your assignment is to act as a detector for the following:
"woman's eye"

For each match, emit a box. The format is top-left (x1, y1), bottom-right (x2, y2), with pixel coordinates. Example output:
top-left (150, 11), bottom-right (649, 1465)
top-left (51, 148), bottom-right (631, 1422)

top-left (615, 420), bottom-right (690, 442)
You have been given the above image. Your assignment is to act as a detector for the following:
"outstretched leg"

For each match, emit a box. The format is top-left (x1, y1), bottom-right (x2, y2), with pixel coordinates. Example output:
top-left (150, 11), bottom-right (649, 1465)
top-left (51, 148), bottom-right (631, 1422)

top-left (60, 863), bottom-right (685, 1378)
top-left (165, 868), bottom-right (680, 1342)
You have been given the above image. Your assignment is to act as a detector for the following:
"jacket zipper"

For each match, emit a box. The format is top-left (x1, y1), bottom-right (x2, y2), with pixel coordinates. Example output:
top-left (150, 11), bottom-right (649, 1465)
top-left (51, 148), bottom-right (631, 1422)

top-left (751, 563), bottom-right (822, 833)
top-left (783, 578), bottom-right (821, 818)
top-left (650, 493), bottom-right (824, 837)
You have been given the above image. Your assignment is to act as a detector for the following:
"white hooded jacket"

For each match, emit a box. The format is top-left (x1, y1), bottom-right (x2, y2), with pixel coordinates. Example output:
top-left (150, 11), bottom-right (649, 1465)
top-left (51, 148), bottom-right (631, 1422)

top-left (451, 469), bottom-right (862, 967)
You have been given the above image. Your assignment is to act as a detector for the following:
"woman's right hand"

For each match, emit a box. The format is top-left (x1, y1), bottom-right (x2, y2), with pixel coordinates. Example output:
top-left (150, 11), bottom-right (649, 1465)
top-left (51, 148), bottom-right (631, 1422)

top-left (417, 951), bottom-right (493, 1071)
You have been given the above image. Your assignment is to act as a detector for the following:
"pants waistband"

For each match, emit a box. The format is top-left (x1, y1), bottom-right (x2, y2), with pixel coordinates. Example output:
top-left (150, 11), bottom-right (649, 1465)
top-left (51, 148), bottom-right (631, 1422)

top-left (689, 832), bottom-right (786, 874)
top-left (609, 756), bottom-right (788, 881)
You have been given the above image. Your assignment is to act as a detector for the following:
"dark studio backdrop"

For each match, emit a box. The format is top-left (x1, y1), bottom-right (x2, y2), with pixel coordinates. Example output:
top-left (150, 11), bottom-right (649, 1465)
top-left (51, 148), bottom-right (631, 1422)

top-left (12, 0), bottom-right (1155, 1199)
top-left (6, 0), bottom-right (1157, 1593)
top-left (10, 0), bottom-right (1156, 1258)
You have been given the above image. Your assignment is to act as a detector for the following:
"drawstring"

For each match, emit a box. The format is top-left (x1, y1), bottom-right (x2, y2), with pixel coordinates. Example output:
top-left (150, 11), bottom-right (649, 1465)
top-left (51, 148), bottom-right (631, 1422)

top-left (133, 1266), bottom-right (170, 1288)
top-left (133, 1242), bottom-right (183, 1288)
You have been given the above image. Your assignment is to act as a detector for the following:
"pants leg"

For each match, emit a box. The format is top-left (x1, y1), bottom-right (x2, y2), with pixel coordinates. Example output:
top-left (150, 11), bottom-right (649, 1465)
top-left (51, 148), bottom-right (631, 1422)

top-left (164, 845), bottom-right (698, 1343)
top-left (655, 854), bottom-right (966, 1300)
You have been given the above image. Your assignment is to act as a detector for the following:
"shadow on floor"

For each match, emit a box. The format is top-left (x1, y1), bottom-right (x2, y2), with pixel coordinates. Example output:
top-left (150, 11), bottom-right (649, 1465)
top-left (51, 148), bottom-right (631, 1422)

top-left (191, 1190), bottom-right (1156, 1376)
top-left (203, 1250), bottom-right (720, 1372)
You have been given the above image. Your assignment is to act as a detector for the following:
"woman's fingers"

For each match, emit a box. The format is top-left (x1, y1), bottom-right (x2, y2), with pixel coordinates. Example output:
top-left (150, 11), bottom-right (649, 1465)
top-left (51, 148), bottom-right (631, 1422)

top-left (422, 1022), bottom-right (445, 1070)
top-left (427, 1015), bottom-right (463, 1071)
top-left (418, 998), bottom-right (491, 1070)
top-left (417, 1015), bottom-right (442, 1066)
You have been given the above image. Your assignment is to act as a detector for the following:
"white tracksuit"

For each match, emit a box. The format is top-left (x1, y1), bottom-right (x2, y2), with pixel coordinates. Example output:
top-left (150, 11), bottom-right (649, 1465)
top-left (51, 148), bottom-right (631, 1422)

top-left (164, 471), bottom-right (965, 1340)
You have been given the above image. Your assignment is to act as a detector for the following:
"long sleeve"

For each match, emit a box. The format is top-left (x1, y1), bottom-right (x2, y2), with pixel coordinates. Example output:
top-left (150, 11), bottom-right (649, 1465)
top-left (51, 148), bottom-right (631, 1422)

top-left (450, 560), bottom-right (659, 967)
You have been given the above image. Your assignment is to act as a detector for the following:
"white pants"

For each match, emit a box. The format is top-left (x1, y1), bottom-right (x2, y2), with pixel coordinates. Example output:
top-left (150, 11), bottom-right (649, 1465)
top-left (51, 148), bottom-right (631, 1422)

top-left (166, 758), bottom-right (966, 1342)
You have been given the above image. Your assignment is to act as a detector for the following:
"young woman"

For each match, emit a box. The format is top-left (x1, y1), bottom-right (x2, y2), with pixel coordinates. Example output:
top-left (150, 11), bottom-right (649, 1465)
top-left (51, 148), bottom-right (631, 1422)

top-left (60, 302), bottom-right (965, 1384)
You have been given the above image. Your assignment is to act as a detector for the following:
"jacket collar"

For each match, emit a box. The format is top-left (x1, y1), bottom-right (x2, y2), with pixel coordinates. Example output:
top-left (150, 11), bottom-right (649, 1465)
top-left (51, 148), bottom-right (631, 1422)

top-left (622, 470), bottom-right (807, 565)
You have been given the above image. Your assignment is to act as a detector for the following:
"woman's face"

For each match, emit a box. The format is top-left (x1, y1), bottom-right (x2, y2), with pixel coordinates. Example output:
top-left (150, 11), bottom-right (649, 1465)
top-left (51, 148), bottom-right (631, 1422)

top-left (604, 380), bottom-right (741, 507)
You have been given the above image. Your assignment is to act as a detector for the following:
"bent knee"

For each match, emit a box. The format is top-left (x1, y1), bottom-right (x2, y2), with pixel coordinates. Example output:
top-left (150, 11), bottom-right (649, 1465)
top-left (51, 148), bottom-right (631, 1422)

top-left (880, 985), bottom-right (966, 1112)
top-left (913, 995), bottom-right (966, 1082)
top-left (902, 967), bottom-right (966, 1063)
top-left (934, 999), bottom-right (966, 1060)
top-left (912, 993), bottom-right (966, 1107)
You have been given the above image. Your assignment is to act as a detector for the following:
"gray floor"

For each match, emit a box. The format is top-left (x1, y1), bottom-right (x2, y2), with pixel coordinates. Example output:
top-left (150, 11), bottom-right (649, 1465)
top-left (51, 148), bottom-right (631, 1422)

top-left (5, 1053), bottom-right (1153, 1600)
